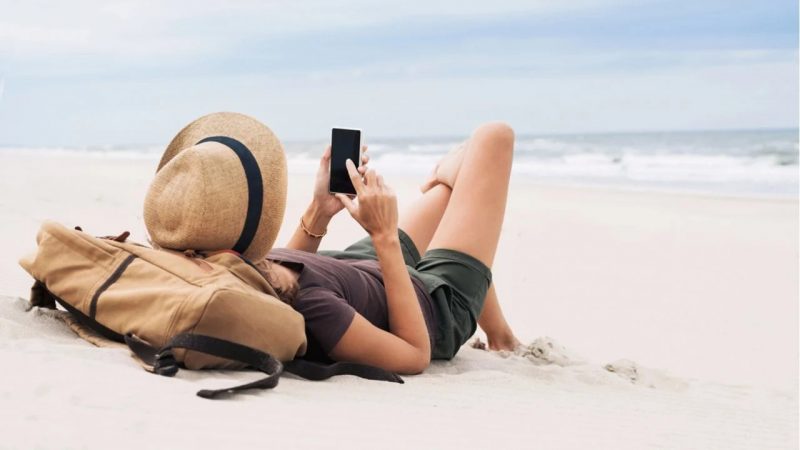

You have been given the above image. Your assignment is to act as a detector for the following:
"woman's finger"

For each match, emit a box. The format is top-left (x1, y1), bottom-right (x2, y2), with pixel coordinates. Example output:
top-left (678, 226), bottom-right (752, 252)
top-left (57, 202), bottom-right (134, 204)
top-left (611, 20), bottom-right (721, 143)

top-left (320, 145), bottom-right (331, 168)
top-left (365, 168), bottom-right (378, 187)
top-left (345, 159), bottom-right (365, 194)
top-left (357, 153), bottom-right (370, 174)
top-left (376, 174), bottom-right (385, 188)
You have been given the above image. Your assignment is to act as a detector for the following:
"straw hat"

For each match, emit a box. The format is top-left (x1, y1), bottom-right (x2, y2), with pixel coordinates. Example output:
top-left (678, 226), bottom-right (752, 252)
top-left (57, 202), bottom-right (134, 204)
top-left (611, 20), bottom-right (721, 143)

top-left (144, 112), bottom-right (287, 261)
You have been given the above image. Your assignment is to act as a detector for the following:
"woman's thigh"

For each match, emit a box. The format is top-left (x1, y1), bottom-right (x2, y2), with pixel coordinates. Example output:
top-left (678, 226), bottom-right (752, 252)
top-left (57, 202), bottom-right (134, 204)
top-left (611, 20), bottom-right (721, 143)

top-left (427, 122), bottom-right (514, 268)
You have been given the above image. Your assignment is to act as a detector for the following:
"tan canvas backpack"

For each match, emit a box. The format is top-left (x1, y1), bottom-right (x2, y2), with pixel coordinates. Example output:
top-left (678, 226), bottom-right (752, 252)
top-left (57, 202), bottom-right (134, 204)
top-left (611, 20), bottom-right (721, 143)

top-left (19, 221), bottom-right (402, 399)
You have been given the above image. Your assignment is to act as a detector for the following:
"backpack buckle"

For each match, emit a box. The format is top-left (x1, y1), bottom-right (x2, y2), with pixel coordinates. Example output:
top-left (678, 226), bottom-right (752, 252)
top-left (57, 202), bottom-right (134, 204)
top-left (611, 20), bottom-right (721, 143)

top-left (154, 349), bottom-right (178, 377)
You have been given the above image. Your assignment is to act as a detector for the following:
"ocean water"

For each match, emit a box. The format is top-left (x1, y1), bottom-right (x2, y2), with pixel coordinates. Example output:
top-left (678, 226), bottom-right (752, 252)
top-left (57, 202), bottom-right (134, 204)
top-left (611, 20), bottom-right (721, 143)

top-left (2, 129), bottom-right (797, 198)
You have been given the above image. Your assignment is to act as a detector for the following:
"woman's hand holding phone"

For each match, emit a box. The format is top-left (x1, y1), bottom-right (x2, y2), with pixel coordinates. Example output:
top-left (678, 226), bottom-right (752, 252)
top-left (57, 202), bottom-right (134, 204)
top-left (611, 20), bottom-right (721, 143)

top-left (312, 145), bottom-right (369, 220)
top-left (335, 159), bottom-right (398, 242)
top-left (286, 144), bottom-right (369, 253)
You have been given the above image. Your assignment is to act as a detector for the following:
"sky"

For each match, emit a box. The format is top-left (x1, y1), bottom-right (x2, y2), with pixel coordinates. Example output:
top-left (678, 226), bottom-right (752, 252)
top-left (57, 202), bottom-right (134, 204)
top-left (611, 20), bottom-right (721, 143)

top-left (0, 0), bottom-right (797, 146)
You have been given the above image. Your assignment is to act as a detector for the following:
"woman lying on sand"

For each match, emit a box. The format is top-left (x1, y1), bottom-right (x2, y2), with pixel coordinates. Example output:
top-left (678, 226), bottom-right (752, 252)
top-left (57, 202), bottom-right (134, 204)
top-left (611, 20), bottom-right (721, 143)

top-left (262, 122), bottom-right (521, 374)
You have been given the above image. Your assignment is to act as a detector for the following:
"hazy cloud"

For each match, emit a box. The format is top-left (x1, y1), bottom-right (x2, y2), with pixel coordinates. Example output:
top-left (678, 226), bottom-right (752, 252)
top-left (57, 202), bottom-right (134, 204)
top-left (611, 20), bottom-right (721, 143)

top-left (0, 0), bottom-right (796, 145)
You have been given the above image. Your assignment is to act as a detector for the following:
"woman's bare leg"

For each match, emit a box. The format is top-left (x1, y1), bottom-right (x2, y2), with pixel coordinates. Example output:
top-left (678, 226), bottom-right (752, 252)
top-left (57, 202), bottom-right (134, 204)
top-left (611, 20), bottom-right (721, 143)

top-left (400, 122), bottom-right (520, 350)
top-left (427, 122), bottom-right (514, 267)
top-left (480, 285), bottom-right (519, 351)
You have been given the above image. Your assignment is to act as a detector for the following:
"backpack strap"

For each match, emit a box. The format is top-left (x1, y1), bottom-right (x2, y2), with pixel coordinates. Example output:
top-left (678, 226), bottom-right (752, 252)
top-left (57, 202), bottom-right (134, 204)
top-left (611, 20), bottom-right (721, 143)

top-left (285, 359), bottom-right (404, 384)
top-left (125, 333), bottom-right (283, 399)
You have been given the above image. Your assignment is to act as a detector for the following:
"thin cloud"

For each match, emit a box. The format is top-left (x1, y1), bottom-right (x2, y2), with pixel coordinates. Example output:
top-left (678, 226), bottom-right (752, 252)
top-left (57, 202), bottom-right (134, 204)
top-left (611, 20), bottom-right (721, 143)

top-left (0, 0), bottom-right (626, 57)
top-left (0, 0), bottom-right (796, 145)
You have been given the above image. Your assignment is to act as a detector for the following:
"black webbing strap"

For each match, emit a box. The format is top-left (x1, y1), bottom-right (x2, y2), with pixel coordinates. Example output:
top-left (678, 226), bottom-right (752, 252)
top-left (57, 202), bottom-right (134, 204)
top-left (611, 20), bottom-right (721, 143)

top-left (123, 333), bottom-right (176, 374)
top-left (285, 359), bottom-right (404, 384)
top-left (125, 333), bottom-right (284, 399)
top-left (196, 136), bottom-right (263, 255)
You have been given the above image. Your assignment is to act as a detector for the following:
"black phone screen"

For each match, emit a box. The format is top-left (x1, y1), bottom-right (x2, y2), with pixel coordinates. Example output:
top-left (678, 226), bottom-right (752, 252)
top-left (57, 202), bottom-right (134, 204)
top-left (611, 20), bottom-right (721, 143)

top-left (329, 128), bottom-right (361, 195)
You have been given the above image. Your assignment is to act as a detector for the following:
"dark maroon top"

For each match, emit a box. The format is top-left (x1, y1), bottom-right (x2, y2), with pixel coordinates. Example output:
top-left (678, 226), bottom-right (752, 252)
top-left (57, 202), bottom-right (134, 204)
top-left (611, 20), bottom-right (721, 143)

top-left (267, 248), bottom-right (437, 360)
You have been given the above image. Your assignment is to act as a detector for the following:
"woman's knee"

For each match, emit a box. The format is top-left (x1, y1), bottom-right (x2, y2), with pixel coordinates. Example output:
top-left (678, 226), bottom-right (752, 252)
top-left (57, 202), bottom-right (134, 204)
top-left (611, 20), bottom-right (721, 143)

top-left (471, 122), bottom-right (515, 154)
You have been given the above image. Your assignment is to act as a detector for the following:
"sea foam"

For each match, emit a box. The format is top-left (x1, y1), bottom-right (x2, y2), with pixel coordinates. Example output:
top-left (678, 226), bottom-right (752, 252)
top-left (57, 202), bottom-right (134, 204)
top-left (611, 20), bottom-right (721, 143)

top-left (2, 129), bottom-right (796, 197)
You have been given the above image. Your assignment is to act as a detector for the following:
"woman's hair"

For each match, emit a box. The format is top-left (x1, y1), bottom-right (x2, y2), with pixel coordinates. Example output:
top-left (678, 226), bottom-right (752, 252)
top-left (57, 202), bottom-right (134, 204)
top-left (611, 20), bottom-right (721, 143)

top-left (260, 260), bottom-right (298, 305)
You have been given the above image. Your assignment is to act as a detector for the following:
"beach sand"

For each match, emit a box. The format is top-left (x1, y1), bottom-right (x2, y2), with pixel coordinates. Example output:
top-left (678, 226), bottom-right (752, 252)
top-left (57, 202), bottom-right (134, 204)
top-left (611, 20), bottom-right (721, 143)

top-left (0, 152), bottom-right (797, 449)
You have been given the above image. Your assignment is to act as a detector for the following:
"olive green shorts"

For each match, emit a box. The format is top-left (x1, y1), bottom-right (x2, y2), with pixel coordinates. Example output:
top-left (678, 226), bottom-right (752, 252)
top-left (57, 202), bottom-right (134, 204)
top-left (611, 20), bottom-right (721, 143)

top-left (319, 229), bottom-right (492, 360)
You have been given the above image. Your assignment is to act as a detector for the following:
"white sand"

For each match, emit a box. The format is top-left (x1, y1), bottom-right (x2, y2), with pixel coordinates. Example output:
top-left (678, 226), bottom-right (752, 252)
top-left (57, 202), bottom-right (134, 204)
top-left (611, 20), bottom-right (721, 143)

top-left (0, 153), bottom-right (797, 449)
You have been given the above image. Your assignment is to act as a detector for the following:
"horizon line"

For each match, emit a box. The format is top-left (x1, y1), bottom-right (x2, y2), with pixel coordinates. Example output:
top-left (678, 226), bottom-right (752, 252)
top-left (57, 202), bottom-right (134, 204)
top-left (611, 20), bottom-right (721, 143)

top-left (0, 125), bottom-right (797, 149)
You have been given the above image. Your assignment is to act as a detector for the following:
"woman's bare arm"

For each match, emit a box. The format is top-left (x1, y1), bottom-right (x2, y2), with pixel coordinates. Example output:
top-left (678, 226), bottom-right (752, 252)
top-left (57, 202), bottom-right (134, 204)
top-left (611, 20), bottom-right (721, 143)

top-left (330, 161), bottom-right (431, 373)
top-left (372, 232), bottom-right (431, 361)
top-left (283, 145), bottom-right (368, 253)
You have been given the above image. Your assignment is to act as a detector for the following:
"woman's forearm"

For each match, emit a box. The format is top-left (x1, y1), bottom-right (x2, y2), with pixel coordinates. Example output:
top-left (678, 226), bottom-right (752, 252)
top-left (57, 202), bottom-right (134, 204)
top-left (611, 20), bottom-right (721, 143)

top-left (373, 233), bottom-right (431, 359)
top-left (285, 202), bottom-right (331, 253)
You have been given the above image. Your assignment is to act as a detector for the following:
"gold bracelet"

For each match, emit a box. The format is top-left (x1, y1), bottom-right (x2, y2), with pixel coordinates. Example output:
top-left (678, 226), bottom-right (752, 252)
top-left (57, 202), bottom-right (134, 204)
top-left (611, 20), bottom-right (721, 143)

top-left (300, 217), bottom-right (327, 239)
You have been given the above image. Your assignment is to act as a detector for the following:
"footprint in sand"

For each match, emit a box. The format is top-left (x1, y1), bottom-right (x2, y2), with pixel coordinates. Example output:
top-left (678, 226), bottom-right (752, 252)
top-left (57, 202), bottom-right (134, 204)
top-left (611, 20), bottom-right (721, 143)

top-left (604, 359), bottom-right (688, 390)
top-left (471, 337), bottom-right (688, 390)
top-left (517, 337), bottom-right (586, 366)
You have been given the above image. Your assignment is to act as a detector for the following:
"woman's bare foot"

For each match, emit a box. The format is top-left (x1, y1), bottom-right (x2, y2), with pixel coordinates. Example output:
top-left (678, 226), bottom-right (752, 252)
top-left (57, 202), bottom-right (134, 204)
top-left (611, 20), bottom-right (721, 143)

top-left (420, 140), bottom-right (468, 193)
top-left (487, 331), bottom-right (522, 352)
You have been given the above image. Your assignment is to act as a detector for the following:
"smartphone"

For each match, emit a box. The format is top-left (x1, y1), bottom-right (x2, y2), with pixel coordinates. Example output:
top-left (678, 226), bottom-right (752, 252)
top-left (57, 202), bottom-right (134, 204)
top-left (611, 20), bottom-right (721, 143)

top-left (329, 128), bottom-right (362, 195)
